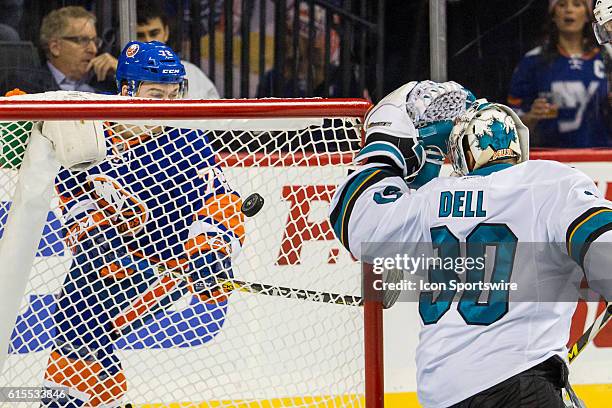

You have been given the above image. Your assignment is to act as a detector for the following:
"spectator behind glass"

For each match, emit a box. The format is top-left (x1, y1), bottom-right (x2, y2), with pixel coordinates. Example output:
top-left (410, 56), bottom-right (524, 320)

top-left (256, 0), bottom-right (364, 98)
top-left (40, 6), bottom-right (118, 93)
top-left (136, 0), bottom-right (220, 99)
top-left (0, 24), bottom-right (19, 41)
top-left (508, 0), bottom-right (610, 147)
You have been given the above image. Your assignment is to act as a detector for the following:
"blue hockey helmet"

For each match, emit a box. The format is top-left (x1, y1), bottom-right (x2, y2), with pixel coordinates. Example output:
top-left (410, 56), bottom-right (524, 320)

top-left (116, 41), bottom-right (187, 98)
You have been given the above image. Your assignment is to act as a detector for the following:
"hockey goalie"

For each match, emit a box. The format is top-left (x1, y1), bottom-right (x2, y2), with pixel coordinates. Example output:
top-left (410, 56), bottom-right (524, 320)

top-left (41, 41), bottom-right (245, 407)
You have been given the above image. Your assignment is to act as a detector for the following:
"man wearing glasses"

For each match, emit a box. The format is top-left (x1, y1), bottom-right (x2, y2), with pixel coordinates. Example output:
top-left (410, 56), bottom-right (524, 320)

top-left (39, 6), bottom-right (118, 93)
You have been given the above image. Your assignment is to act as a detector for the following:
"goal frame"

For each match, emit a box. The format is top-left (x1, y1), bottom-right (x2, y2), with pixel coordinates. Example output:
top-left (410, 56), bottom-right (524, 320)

top-left (0, 97), bottom-right (384, 408)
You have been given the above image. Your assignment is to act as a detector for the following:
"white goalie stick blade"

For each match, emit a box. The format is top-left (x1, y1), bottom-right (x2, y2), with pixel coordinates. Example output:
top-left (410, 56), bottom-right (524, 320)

top-left (568, 301), bottom-right (612, 364)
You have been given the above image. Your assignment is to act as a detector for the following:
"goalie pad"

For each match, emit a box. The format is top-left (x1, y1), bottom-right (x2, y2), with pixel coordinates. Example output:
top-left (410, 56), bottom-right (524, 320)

top-left (361, 92), bottom-right (424, 180)
top-left (42, 120), bottom-right (106, 171)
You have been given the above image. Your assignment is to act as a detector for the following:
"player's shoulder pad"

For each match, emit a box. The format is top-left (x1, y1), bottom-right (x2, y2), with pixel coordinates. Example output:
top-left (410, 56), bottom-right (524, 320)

top-left (410, 173), bottom-right (452, 194)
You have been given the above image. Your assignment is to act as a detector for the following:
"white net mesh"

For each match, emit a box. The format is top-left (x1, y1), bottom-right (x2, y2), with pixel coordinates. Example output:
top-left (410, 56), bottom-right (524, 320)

top-left (0, 92), bottom-right (370, 407)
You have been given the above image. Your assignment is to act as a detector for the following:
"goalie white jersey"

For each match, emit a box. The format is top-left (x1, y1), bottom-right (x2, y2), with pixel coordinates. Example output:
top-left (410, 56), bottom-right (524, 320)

top-left (329, 160), bottom-right (612, 408)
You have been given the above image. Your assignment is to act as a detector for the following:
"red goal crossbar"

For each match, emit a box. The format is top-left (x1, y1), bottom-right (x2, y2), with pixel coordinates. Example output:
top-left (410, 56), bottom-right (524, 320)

top-left (0, 98), bottom-right (371, 120)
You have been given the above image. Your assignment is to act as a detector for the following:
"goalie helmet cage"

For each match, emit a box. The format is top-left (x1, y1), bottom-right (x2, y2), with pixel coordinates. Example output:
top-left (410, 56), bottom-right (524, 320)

top-left (0, 95), bottom-right (383, 408)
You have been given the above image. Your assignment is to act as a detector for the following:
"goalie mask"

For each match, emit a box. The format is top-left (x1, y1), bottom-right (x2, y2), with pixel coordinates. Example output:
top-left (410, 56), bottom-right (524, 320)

top-left (594, 0), bottom-right (612, 44)
top-left (116, 41), bottom-right (187, 98)
top-left (448, 99), bottom-right (529, 176)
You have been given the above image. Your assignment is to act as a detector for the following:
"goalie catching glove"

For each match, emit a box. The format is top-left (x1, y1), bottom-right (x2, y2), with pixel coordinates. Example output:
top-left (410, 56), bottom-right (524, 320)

top-left (357, 80), bottom-right (475, 186)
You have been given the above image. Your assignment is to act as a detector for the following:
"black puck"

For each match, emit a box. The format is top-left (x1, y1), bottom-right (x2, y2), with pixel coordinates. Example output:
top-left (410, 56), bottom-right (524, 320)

top-left (241, 193), bottom-right (264, 217)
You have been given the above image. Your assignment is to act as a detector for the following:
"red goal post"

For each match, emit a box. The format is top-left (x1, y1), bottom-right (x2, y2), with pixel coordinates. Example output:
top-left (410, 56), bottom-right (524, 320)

top-left (0, 95), bottom-right (386, 408)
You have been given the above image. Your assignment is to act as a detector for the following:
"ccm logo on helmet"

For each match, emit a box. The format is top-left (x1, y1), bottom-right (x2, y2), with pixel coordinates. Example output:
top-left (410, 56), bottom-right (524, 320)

top-left (126, 44), bottom-right (139, 58)
top-left (162, 69), bottom-right (180, 74)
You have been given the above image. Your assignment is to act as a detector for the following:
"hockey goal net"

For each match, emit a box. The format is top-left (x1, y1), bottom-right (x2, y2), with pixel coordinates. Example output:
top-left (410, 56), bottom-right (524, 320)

top-left (0, 92), bottom-right (381, 408)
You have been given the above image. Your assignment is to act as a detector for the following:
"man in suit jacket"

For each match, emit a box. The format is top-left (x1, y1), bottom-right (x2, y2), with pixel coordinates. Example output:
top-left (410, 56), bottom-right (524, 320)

top-left (1, 6), bottom-right (117, 95)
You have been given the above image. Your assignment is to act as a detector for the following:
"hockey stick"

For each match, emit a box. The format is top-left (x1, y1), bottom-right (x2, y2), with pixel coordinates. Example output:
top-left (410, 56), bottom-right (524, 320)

top-left (568, 301), bottom-right (612, 364)
top-left (153, 265), bottom-right (363, 306)
top-left (217, 278), bottom-right (362, 306)
top-left (562, 302), bottom-right (611, 408)
top-left (114, 260), bottom-right (363, 336)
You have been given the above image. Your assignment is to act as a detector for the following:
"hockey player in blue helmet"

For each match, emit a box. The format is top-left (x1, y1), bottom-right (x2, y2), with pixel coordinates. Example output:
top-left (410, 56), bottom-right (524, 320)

top-left (43, 41), bottom-right (244, 407)
top-left (116, 40), bottom-right (187, 99)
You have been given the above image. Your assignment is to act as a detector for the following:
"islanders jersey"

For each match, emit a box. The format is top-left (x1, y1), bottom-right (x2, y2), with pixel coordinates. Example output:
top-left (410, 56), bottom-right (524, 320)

top-left (508, 46), bottom-right (610, 147)
top-left (329, 160), bottom-right (612, 408)
top-left (56, 126), bottom-right (244, 266)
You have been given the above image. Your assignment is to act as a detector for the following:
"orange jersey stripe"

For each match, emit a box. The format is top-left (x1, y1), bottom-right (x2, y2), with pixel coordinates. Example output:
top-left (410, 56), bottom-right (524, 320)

top-left (45, 350), bottom-right (127, 406)
top-left (185, 234), bottom-right (230, 256)
top-left (113, 275), bottom-right (180, 330)
top-left (197, 193), bottom-right (245, 244)
top-left (65, 212), bottom-right (111, 252)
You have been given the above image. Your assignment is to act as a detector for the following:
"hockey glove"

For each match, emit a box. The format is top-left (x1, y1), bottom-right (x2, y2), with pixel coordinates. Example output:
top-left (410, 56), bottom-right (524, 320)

top-left (406, 80), bottom-right (475, 128)
top-left (358, 81), bottom-right (475, 182)
top-left (408, 81), bottom-right (476, 187)
top-left (186, 249), bottom-right (233, 304)
top-left (409, 120), bottom-right (453, 189)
